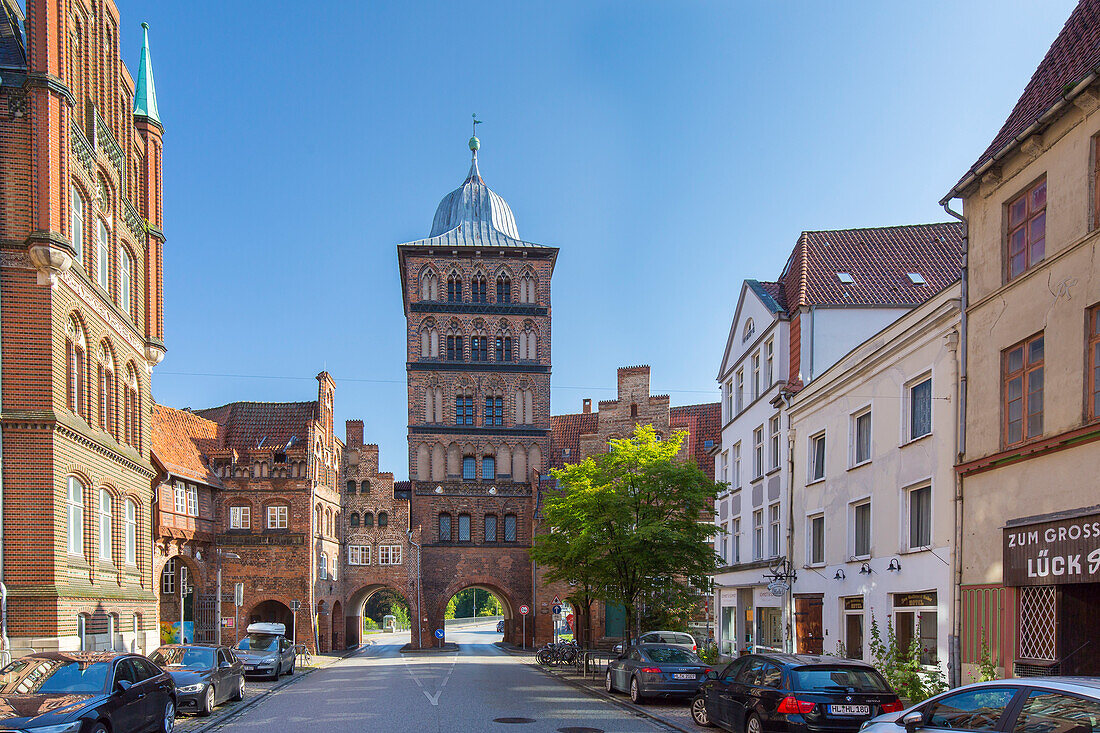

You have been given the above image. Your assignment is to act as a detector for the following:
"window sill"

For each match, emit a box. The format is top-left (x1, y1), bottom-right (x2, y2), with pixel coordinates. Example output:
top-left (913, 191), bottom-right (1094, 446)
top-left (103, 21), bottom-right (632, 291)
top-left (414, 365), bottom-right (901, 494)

top-left (900, 433), bottom-right (932, 448)
top-left (900, 545), bottom-right (932, 555)
top-left (805, 562), bottom-right (826, 569)
top-left (765, 467), bottom-right (782, 477)
top-left (848, 555), bottom-right (871, 563)
top-left (847, 460), bottom-right (872, 472)
top-left (806, 477), bottom-right (825, 487)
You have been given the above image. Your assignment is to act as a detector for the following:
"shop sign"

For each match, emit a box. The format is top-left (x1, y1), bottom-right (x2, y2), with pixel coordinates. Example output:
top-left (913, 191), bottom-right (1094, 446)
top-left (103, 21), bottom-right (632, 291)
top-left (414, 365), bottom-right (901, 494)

top-left (719, 589), bottom-right (737, 607)
top-left (893, 592), bottom-right (937, 608)
top-left (843, 597), bottom-right (864, 611)
top-left (1003, 510), bottom-right (1100, 586)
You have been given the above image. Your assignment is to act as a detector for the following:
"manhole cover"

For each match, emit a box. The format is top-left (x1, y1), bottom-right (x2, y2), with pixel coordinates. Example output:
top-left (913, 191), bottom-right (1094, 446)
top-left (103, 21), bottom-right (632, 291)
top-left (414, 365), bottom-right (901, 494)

top-left (494, 718), bottom-right (536, 724)
top-left (558, 728), bottom-right (605, 733)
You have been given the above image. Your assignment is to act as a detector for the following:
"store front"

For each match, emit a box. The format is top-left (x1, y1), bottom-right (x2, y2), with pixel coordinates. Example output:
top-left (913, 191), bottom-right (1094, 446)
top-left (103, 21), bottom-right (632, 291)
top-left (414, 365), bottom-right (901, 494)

top-left (893, 592), bottom-right (939, 666)
top-left (1004, 508), bottom-right (1100, 677)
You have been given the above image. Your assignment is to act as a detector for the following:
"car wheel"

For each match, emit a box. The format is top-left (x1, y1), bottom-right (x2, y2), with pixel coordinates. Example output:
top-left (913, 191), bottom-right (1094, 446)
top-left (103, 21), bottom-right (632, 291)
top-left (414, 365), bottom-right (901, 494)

top-left (270, 662), bottom-right (281, 681)
top-left (232, 676), bottom-right (245, 701)
top-left (605, 669), bottom-right (615, 693)
top-left (286, 658), bottom-right (295, 675)
top-left (745, 712), bottom-right (762, 733)
top-left (162, 699), bottom-right (176, 733)
top-left (88, 724), bottom-right (108, 733)
top-left (199, 685), bottom-right (215, 716)
top-left (630, 677), bottom-right (645, 704)
top-left (691, 696), bottom-right (714, 727)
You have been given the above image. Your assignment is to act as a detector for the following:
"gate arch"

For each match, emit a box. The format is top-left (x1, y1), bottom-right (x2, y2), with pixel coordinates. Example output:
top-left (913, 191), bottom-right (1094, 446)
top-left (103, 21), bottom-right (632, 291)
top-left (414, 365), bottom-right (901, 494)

top-left (345, 583), bottom-right (412, 647)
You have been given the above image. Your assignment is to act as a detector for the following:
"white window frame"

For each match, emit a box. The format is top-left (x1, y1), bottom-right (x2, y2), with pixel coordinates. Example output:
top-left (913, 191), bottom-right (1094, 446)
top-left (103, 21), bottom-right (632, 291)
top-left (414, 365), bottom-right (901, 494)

top-left (751, 352), bottom-right (761, 400)
top-left (124, 499), bottom-right (137, 565)
top-left (229, 506), bottom-right (250, 529)
top-left (173, 482), bottom-right (187, 514)
top-left (732, 442), bottom-right (741, 488)
top-left (808, 513), bottom-right (825, 566)
top-left (752, 426), bottom-right (764, 479)
top-left (906, 483), bottom-right (933, 551)
top-left (768, 502), bottom-right (781, 558)
top-left (768, 414), bottom-right (781, 471)
top-left (851, 499), bottom-right (872, 560)
top-left (267, 505), bottom-right (288, 530)
top-left (735, 369), bottom-right (744, 413)
top-left (809, 431), bottom-right (826, 483)
top-left (119, 247), bottom-right (131, 317)
top-left (851, 407), bottom-right (872, 467)
top-left (98, 489), bottom-right (112, 563)
top-left (731, 517), bottom-right (741, 564)
top-left (764, 339), bottom-right (774, 388)
top-left (161, 558), bottom-right (176, 595)
top-left (725, 380), bottom-right (734, 420)
top-left (752, 508), bottom-right (763, 560)
top-left (379, 545), bottom-right (403, 565)
top-left (71, 185), bottom-right (84, 264)
top-left (186, 484), bottom-right (198, 517)
top-left (318, 552), bottom-right (328, 579)
top-left (67, 477), bottom-right (84, 556)
top-left (349, 545), bottom-right (370, 565)
top-left (905, 373), bottom-right (934, 443)
top-left (97, 219), bottom-right (109, 290)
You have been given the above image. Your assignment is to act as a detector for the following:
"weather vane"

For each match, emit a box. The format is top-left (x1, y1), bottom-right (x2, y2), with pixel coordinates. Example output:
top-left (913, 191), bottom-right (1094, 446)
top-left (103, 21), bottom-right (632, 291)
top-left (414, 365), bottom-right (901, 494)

top-left (472, 113), bottom-right (482, 137)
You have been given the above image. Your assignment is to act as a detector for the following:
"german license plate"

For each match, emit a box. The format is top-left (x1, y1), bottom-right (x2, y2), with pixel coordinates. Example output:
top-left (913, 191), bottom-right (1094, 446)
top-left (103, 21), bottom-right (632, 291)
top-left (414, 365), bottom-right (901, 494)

top-left (830, 705), bottom-right (870, 716)
top-left (673, 673), bottom-right (696, 680)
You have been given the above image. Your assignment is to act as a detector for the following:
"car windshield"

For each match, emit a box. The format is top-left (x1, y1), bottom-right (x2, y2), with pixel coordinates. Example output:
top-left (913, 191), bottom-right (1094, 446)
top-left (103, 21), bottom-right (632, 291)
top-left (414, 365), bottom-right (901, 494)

top-left (150, 647), bottom-right (215, 670)
top-left (0, 657), bottom-right (111, 694)
top-left (237, 634), bottom-right (279, 652)
top-left (645, 647), bottom-right (701, 664)
top-left (791, 666), bottom-right (892, 693)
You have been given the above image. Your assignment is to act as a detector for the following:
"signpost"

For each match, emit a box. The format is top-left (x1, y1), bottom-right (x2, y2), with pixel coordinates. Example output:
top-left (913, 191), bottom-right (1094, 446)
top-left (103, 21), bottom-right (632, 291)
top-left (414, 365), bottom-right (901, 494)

top-left (234, 583), bottom-right (244, 644)
top-left (519, 604), bottom-right (530, 649)
top-left (434, 628), bottom-right (445, 641)
top-left (551, 604), bottom-right (562, 644)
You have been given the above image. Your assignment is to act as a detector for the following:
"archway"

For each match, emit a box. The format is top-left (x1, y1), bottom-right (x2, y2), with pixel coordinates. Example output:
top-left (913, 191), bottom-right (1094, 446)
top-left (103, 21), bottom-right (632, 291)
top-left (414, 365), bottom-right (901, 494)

top-left (346, 584), bottom-right (412, 648)
top-left (247, 600), bottom-right (295, 645)
top-left (158, 555), bottom-right (204, 644)
top-left (434, 580), bottom-right (518, 647)
top-left (331, 601), bottom-right (343, 651)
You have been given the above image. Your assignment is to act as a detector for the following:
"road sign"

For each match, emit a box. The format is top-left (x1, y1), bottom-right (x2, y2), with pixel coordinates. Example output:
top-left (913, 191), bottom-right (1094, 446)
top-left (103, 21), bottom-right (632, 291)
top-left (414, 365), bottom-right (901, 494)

top-left (552, 604), bottom-right (562, 615)
top-left (234, 582), bottom-right (244, 607)
top-left (553, 596), bottom-right (560, 605)
top-left (434, 628), bottom-right (445, 640)
top-left (290, 600), bottom-right (301, 612)
top-left (519, 605), bottom-right (530, 616)
top-left (222, 618), bottom-right (234, 628)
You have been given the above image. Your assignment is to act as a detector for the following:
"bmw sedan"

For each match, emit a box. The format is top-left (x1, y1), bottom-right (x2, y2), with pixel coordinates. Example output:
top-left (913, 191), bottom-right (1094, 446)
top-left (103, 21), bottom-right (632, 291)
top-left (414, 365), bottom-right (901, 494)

top-left (691, 653), bottom-right (902, 732)
top-left (859, 677), bottom-right (1100, 733)
top-left (151, 644), bottom-right (244, 716)
top-left (0, 652), bottom-right (176, 733)
top-left (606, 644), bottom-right (712, 704)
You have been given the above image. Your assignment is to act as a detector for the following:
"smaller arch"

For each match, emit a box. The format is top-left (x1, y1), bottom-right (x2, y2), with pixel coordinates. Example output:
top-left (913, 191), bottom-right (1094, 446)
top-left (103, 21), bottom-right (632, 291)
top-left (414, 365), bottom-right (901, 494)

top-left (447, 271), bottom-right (463, 303)
top-left (363, 511), bottom-right (375, 528)
top-left (378, 511), bottom-right (389, 528)
top-left (471, 271), bottom-right (488, 303)
top-left (346, 479), bottom-right (356, 494)
top-left (743, 318), bottom-right (755, 342)
top-left (419, 267), bottom-right (440, 301)
top-left (496, 272), bottom-right (512, 304)
top-left (349, 512), bottom-right (360, 528)
top-left (361, 479), bottom-right (371, 494)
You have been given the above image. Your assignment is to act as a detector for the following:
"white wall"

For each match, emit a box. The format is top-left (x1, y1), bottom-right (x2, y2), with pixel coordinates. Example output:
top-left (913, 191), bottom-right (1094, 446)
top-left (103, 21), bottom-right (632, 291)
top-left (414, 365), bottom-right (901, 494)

top-left (810, 307), bottom-right (909, 380)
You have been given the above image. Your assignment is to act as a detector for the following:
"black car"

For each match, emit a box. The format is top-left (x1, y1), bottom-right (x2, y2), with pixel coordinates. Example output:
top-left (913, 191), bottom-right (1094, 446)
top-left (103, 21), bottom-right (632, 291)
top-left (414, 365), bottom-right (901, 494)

top-left (0, 651), bottom-right (176, 733)
top-left (151, 644), bottom-right (244, 716)
top-left (607, 643), bottom-right (712, 703)
top-left (691, 653), bottom-right (902, 732)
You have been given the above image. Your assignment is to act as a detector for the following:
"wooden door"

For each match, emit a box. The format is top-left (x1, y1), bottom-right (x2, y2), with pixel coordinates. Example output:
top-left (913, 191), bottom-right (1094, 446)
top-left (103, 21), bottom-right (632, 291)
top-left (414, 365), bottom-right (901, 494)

top-left (794, 595), bottom-right (824, 654)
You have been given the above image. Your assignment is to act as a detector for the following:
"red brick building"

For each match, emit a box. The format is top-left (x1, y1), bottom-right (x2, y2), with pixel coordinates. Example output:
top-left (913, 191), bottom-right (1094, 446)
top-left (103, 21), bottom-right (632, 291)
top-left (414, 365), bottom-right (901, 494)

top-left (0, 0), bottom-right (165, 654)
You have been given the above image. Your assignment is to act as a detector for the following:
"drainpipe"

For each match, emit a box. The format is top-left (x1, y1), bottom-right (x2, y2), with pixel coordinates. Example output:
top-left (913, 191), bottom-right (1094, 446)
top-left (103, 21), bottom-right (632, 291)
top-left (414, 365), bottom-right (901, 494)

top-left (783, 396), bottom-right (796, 654)
top-left (942, 200), bottom-right (968, 688)
top-left (0, 250), bottom-right (8, 663)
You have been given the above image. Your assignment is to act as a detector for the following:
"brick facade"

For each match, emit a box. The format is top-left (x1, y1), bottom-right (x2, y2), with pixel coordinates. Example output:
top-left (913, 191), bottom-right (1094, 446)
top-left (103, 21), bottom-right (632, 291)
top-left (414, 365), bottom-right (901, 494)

top-left (0, 0), bottom-right (165, 655)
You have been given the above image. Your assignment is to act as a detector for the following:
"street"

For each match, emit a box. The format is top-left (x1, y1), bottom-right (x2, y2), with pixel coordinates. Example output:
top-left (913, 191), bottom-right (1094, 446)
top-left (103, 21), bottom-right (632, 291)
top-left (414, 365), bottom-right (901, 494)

top-left (205, 623), bottom-right (679, 733)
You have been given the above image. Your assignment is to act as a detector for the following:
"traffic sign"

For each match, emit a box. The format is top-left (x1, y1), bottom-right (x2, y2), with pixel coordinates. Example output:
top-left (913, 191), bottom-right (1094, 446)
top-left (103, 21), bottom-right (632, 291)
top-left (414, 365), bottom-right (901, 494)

top-left (519, 605), bottom-right (530, 616)
top-left (552, 604), bottom-right (562, 615)
top-left (234, 582), bottom-right (244, 607)
top-left (222, 618), bottom-right (234, 628)
top-left (434, 628), bottom-right (445, 640)
top-left (553, 596), bottom-right (560, 605)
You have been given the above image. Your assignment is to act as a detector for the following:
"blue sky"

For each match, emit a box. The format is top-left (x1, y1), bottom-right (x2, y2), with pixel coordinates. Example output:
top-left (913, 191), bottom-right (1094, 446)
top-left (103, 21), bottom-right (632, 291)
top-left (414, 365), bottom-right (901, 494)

top-left (110, 0), bottom-right (1074, 479)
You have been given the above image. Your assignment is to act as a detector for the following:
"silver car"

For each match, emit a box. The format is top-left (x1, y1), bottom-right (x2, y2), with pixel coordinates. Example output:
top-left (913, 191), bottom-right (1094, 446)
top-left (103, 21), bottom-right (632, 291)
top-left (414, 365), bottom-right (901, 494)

top-left (860, 677), bottom-right (1100, 733)
top-left (614, 631), bottom-right (698, 655)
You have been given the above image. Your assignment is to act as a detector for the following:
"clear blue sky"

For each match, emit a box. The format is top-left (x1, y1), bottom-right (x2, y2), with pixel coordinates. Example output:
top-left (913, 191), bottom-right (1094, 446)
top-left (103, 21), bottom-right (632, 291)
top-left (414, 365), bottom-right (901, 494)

top-left (111, 0), bottom-right (1074, 479)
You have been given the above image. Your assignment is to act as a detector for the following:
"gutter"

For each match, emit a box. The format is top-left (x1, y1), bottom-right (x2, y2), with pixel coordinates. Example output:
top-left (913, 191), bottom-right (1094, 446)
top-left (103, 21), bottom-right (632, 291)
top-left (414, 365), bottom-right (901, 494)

top-left (942, 200), bottom-right (967, 688)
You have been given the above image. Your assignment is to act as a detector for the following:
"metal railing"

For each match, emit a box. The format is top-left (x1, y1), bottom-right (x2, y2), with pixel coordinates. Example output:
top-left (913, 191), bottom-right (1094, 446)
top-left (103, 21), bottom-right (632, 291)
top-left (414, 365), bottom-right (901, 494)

top-left (576, 649), bottom-right (616, 680)
top-left (291, 644), bottom-right (313, 668)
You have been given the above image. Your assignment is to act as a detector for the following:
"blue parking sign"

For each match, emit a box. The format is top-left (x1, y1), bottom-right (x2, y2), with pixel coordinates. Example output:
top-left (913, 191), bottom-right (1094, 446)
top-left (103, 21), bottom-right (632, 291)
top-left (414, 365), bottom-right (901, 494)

top-left (435, 628), bottom-right (445, 639)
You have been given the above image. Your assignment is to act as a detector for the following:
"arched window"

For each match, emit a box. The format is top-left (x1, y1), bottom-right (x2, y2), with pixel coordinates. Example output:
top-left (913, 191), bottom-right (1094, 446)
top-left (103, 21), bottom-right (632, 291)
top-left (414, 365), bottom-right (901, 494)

top-left (66, 317), bottom-right (87, 418)
top-left (71, 185), bottom-right (85, 265)
top-left (462, 455), bottom-right (476, 481)
top-left (420, 270), bottom-right (439, 301)
top-left (471, 273), bottom-right (487, 303)
top-left (123, 364), bottom-right (140, 449)
top-left (484, 393), bottom-right (503, 426)
top-left (496, 274), bottom-right (511, 303)
top-left (471, 330), bottom-right (488, 362)
top-left (378, 511), bottom-right (388, 527)
top-left (364, 512), bottom-right (374, 528)
top-left (484, 514), bottom-right (498, 542)
top-left (438, 513), bottom-right (452, 542)
top-left (66, 476), bottom-right (85, 556)
top-left (425, 386), bottom-right (443, 423)
top-left (420, 324), bottom-right (439, 358)
top-left (458, 513), bottom-right (471, 542)
top-left (96, 218), bottom-right (110, 291)
top-left (161, 557), bottom-right (176, 595)
top-left (361, 479), bottom-right (371, 494)
top-left (520, 273), bottom-right (536, 303)
top-left (743, 319), bottom-right (755, 342)
top-left (482, 455), bottom-right (496, 480)
top-left (519, 327), bottom-right (537, 360)
top-left (124, 499), bottom-right (137, 565)
top-left (77, 613), bottom-right (89, 651)
top-left (318, 551), bottom-right (328, 579)
top-left (514, 389), bottom-right (534, 426)
top-left (119, 247), bottom-right (133, 319)
top-left (315, 505), bottom-right (322, 532)
top-left (346, 479), bottom-right (356, 494)
top-left (97, 342), bottom-right (115, 435)
top-left (98, 490), bottom-right (112, 563)
top-left (447, 328), bottom-right (464, 362)
top-left (350, 512), bottom-right (360, 528)
top-left (504, 514), bottom-right (518, 542)
top-left (447, 273), bottom-right (463, 303)
top-left (495, 334), bottom-right (512, 362)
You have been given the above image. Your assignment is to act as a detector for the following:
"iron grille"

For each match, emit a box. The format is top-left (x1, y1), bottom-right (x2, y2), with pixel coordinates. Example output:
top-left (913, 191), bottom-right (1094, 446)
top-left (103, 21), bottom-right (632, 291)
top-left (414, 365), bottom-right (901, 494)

top-left (1018, 585), bottom-right (1057, 661)
top-left (194, 594), bottom-right (216, 643)
top-left (1014, 660), bottom-right (1060, 677)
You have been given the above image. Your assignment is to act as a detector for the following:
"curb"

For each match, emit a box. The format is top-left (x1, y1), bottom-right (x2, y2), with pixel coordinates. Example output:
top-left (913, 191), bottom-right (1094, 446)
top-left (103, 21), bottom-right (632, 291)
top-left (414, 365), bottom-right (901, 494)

top-left (493, 641), bottom-right (536, 656)
top-left (532, 664), bottom-right (695, 733)
top-left (187, 646), bottom-right (365, 733)
top-left (400, 642), bottom-right (459, 654)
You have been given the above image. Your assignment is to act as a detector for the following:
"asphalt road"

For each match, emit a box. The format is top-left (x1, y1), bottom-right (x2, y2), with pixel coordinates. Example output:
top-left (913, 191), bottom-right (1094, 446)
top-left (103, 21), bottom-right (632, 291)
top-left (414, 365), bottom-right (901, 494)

top-left (207, 623), bottom-right (677, 733)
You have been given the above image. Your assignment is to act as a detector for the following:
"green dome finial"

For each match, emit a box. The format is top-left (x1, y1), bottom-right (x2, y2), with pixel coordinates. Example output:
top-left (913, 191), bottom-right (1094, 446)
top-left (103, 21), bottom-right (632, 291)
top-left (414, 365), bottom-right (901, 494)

top-left (469, 135), bottom-right (480, 152)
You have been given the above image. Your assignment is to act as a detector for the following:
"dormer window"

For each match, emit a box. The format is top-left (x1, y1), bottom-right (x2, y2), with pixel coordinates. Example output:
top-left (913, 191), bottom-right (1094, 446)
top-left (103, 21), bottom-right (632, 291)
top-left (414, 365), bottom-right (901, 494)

top-left (837, 272), bottom-right (854, 284)
top-left (907, 272), bottom-right (927, 285)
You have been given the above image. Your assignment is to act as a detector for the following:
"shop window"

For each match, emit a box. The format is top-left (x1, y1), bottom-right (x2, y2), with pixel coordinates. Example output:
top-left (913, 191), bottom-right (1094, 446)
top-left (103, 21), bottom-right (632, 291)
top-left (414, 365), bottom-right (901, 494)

top-left (1006, 177), bottom-right (1046, 280)
top-left (843, 600), bottom-right (864, 660)
top-left (1003, 334), bottom-right (1044, 447)
top-left (895, 605), bottom-right (937, 665)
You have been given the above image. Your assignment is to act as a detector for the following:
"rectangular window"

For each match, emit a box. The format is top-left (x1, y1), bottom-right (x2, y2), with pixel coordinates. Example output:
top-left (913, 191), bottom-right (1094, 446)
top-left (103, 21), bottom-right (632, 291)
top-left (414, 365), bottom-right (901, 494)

top-left (186, 485), bottom-right (198, 517)
top-left (71, 185), bottom-right (84, 264)
top-left (439, 514), bottom-right (452, 541)
top-left (809, 515), bottom-right (825, 565)
top-left (447, 335), bottom-right (464, 361)
top-left (752, 509), bottom-right (763, 560)
top-left (735, 370), bottom-right (744, 413)
top-left (462, 455), bottom-right (476, 480)
top-left (458, 514), bottom-right (471, 542)
top-left (853, 501), bottom-right (871, 558)
top-left (504, 514), bottom-right (517, 542)
top-left (173, 482), bottom-right (187, 514)
top-left (471, 336), bottom-right (487, 361)
top-left (809, 432), bottom-right (826, 482)
top-left (768, 415), bottom-right (781, 471)
top-left (379, 545), bottom-right (402, 565)
top-left (1003, 334), bottom-right (1044, 446)
top-left (751, 352), bottom-right (761, 400)
top-left (764, 339), bottom-right (774, 388)
top-left (909, 486), bottom-right (932, 549)
top-left (1007, 177), bottom-right (1046, 280)
top-left (124, 502), bottom-right (136, 565)
top-left (267, 505), bottom-right (287, 530)
top-left (482, 456), bottom-right (496, 480)
top-left (484, 514), bottom-right (497, 542)
top-left (909, 376), bottom-right (932, 440)
top-left (120, 248), bottom-right (131, 317)
top-left (483, 396), bottom-right (503, 426)
top-left (853, 410), bottom-right (871, 465)
top-left (768, 502), bottom-right (781, 558)
top-left (97, 220), bottom-right (109, 289)
top-left (752, 426), bottom-right (764, 478)
top-left (456, 396), bottom-right (474, 426)
top-left (732, 443), bottom-right (741, 487)
top-left (720, 450), bottom-right (729, 484)
top-left (1089, 306), bottom-right (1100, 420)
top-left (726, 380), bottom-right (734, 419)
top-left (731, 517), bottom-right (741, 564)
top-left (229, 506), bottom-right (250, 529)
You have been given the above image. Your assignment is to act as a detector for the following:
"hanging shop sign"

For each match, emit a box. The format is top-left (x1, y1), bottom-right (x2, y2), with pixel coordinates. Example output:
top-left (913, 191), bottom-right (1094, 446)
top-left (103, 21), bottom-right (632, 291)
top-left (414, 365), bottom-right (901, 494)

top-left (843, 597), bottom-right (864, 611)
top-left (1003, 509), bottom-right (1100, 586)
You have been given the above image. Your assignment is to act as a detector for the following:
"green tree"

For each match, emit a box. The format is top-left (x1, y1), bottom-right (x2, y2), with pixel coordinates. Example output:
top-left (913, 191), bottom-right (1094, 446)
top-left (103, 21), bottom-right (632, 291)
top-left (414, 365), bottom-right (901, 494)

top-left (531, 425), bottom-right (720, 643)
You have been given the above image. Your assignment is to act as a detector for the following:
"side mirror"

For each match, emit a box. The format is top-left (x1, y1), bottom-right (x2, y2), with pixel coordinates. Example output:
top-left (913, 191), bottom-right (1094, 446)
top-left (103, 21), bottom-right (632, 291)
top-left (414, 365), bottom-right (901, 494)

top-left (706, 670), bottom-right (719, 680)
top-left (116, 679), bottom-right (133, 692)
top-left (220, 660), bottom-right (233, 669)
top-left (901, 711), bottom-right (923, 732)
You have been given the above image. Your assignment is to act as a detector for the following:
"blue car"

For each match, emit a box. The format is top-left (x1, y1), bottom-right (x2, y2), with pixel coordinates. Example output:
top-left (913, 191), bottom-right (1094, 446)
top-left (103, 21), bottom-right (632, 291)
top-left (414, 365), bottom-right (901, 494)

top-left (496, 620), bottom-right (505, 633)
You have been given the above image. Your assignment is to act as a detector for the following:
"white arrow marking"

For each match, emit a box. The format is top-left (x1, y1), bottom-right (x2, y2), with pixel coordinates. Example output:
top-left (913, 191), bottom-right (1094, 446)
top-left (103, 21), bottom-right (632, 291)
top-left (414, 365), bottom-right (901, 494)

top-left (423, 690), bottom-right (441, 705)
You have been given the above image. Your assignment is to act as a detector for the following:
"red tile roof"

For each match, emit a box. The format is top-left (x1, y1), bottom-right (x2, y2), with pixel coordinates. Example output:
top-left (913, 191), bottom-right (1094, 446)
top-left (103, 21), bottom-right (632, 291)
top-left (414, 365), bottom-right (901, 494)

top-left (193, 401), bottom-right (318, 453)
top-left (781, 223), bottom-right (962, 310)
top-left (948, 0), bottom-right (1100, 199)
top-left (151, 404), bottom-right (222, 487)
top-left (670, 402), bottom-right (722, 480)
top-left (549, 412), bottom-right (599, 469)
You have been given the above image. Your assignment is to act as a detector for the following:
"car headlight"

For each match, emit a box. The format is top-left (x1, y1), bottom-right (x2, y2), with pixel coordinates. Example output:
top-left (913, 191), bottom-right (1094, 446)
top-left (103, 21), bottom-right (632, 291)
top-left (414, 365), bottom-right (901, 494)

top-left (177, 683), bottom-right (205, 693)
top-left (21, 722), bottom-right (83, 733)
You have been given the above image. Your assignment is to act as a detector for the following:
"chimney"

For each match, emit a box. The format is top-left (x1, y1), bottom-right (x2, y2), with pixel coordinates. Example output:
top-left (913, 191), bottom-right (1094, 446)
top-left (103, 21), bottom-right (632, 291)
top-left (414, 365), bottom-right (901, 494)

top-left (582, 399), bottom-right (592, 414)
top-left (345, 420), bottom-right (364, 448)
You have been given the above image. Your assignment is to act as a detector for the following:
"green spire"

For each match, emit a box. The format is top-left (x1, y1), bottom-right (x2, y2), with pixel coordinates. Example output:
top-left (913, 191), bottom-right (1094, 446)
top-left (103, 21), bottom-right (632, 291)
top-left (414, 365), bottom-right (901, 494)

top-left (133, 22), bottom-right (160, 124)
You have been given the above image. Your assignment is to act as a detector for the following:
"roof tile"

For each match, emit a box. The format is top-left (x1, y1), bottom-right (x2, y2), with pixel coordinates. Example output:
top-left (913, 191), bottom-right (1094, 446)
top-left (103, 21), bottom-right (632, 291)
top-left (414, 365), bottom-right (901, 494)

top-left (151, 404), bottom-right (222, 487)
top-left (192, 401), bottom-right (317, 453)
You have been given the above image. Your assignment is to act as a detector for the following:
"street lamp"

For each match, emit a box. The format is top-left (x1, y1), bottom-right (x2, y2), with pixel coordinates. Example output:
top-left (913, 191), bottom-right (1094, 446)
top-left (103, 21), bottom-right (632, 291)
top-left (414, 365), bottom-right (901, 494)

top-left (215, 549), bottom-right (241, 645)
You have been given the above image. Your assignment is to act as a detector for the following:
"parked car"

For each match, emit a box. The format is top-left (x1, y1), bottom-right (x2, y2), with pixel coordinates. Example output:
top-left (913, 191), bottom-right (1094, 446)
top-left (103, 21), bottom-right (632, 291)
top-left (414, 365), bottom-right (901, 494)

top-left (614, 631), bottom-right (699, 655)
top-left (859, 677), bottom-right (1100, 733)
top-left (607, 643), bottom-right (712, 704)
top-left (234, 622), bottom-right (297, 680)
top-left (151, 643), bottom-right (244, 716)
top-left (691, 653), bottom-right (902, 731)
top-left (496, 620), bottom-right (505, 633)
top-left (0, 651), bottom-right (176, 733)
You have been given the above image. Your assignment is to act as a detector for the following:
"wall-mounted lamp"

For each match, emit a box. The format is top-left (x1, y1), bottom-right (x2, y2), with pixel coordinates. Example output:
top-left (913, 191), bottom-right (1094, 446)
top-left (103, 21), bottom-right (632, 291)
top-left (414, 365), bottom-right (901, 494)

top-left (887, 558), bottom-right (902, 572)
top-left (834, 569), bottom-right (846, 580)
top-left (859, 563), bottom-right (873, 575)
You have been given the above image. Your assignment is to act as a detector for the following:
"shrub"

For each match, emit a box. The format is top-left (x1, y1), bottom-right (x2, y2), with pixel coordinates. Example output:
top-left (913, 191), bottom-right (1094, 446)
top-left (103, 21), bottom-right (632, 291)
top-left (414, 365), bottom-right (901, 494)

top-left (698, 643), bottom-right (719, 665)
top-left (868, 612), bottom-right (947, 703)
top-left (362, 617), bottom-right (379, 631)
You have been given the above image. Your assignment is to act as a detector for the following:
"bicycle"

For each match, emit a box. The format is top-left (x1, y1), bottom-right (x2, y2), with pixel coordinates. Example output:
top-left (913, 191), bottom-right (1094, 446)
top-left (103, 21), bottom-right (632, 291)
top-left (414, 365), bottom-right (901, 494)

top-left (536, 640), bottom-right (578, 666)
top-left (292, 644), bottom-right (313, 668)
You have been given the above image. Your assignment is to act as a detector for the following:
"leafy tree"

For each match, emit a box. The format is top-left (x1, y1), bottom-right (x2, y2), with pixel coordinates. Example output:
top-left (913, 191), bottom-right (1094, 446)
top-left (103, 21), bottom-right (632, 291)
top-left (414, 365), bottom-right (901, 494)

top-left (531, 425), bottom-right (720, 643)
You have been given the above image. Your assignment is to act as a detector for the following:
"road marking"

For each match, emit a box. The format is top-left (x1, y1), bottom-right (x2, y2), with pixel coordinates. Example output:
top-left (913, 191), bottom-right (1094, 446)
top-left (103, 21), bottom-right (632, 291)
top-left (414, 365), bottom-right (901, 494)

top-left (400, 652), bottom-right (458, 706)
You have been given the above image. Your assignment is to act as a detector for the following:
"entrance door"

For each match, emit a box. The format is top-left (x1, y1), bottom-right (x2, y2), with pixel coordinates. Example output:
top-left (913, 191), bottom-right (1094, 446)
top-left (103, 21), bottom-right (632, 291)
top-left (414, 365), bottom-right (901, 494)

top-left (758, 607), bottom-right (783, 651)
top-left (794, 596), bottom-right (823, 654)
top-left (845, 613), bottom-right (864, 659)
top-left (604, 604), bottom-right (626, 639)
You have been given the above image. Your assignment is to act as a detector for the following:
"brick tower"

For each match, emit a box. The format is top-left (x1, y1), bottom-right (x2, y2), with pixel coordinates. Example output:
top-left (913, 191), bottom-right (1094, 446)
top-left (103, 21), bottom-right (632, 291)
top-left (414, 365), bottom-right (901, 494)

top-left (398, 134), bottom-right (557, 647)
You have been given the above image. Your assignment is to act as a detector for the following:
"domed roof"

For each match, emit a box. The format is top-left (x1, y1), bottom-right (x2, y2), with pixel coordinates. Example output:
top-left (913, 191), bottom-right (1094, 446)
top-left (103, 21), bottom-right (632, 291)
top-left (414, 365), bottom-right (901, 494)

top-left (429, 148), bottom-right (520, 240)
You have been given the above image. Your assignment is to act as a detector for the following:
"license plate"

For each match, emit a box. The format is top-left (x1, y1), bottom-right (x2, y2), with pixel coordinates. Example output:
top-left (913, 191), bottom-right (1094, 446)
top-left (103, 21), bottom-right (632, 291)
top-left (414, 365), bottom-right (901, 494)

top-left (830, 705), bottom-right (870, 716)
top-left (673, 673), bottom-right (696, 680)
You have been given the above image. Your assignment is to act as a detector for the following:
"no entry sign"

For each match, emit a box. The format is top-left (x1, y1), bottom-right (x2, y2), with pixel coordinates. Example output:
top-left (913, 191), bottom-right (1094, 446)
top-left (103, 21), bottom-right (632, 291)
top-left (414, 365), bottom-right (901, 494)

top-left (519, 605), bottom-right (530, 615)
